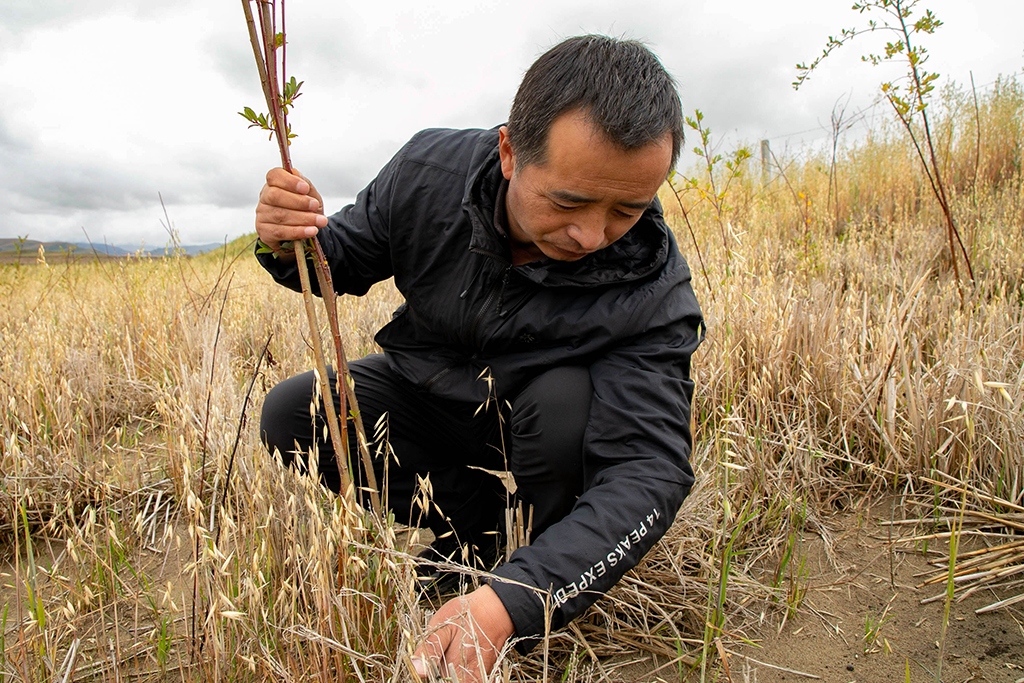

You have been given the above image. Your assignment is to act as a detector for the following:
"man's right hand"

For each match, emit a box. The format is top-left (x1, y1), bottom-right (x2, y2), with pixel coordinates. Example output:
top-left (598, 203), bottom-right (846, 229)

top-left (255, 167), bottom-right (329, 261)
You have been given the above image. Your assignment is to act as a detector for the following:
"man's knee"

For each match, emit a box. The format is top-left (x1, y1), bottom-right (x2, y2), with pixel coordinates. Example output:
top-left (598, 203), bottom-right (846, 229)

top-left (260, 371), bottom-right (318, 466)
top-left (510, 366), bottom-right (592, 488)
top-left (260, 369), bottom-right (350, 493)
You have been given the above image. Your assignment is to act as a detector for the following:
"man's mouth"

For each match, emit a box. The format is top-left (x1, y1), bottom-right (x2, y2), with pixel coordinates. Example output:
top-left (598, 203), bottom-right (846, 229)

top-left (550, 244), bottom-right (589, 259)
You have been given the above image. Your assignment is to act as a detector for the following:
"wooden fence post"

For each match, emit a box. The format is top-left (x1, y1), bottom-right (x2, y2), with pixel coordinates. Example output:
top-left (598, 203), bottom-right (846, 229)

top-left (761, 139), bottom-right (771, 184)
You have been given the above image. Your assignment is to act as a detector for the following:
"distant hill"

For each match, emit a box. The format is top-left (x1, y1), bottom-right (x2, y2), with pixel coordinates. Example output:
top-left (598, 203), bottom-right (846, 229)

top-left (0, 238), bottom-right (227, 259)
top-left (191, 234), bottom-right (258, 262)
top-left (177, 243), bottom-right (225, 256)
top-left (0, 237), bottom-right (96, 255)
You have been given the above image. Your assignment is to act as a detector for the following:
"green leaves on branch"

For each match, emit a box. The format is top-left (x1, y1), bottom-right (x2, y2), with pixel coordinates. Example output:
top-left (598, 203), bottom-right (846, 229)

top-left (254, 238), bottom-right (294, 256)
top-left (239, 107), bottom-right (275, 140)
top-left (794, 27), bottom-right (859, 89)
top-left (281, 75), bottom-right (303, 107)
top-left (679, 111), bottom-right (751, 210)
top-left (239, 76), bottom-right (304, 141)
top-left (794, 0), bottom-right (942, 109)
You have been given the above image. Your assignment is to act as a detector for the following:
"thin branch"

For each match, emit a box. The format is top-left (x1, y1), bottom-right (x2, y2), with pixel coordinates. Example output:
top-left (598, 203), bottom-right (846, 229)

top-left (214, 333), bottom-right (273, 546)
top-left (666, 180), bottom-right (716, 304)
top-left (309, 240), bottom-right (381, 515)
top-left (295, 247), bottom-right (353, 494)
top-left (241, 1), bottom-right (272, 106)
top-left (258, 1), bottom-right (291, 171)
top-left (894, 4), bottom-right (974, 283)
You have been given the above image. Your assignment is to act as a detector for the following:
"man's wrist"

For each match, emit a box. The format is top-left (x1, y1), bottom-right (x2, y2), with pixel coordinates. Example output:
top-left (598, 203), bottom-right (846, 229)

top-left (475, 585), bottom-right (515, 645)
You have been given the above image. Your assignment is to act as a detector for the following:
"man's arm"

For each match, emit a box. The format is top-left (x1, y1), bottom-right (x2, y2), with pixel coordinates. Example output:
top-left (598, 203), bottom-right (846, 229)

top-left (489, 267), bottom-right (704, 649)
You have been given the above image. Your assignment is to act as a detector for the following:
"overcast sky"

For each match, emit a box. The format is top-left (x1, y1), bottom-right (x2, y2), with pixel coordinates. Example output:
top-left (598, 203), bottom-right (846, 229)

top-left (1, 1), bottom-right (1021, 247)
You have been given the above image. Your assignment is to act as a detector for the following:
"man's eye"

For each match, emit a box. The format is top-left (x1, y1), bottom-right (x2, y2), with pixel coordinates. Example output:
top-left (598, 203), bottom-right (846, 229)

top-left (553, 202), bottom-right (578, 211)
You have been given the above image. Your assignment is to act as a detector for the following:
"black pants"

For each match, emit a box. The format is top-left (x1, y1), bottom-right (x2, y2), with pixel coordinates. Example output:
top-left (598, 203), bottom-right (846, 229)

top-left (260, 354), bottom-right (591, 548)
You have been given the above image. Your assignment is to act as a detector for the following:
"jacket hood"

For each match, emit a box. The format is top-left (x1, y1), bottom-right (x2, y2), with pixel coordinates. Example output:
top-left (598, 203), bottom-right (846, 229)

top-left (462, 131), bottom-right (670, 288)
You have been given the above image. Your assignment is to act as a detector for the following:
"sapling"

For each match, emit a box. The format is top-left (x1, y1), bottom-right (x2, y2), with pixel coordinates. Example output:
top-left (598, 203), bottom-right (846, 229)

top-left (239, 0), bottom-right (380, 517)
top-left (236, 11), bottom-right (415, 676)
top-left (665, 110), bottom-right (752, 302)
top-left (665, 176), bottom-right (716, 303)
top-left (672, 110), bottom-right (751, 263)
top-left (794, 0), bottom-right (975, 295)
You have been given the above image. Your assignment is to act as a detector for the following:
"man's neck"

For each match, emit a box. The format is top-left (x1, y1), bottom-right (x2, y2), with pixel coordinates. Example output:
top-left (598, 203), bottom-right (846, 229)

top-left (495, 177), bottom-right (543, 266)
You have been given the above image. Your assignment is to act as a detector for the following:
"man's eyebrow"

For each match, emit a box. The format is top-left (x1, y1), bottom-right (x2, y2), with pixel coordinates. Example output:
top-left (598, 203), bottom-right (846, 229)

top-left (618, 198), bottom-right (654, 211)
top-left (549, 189), bottom-right (652, 211)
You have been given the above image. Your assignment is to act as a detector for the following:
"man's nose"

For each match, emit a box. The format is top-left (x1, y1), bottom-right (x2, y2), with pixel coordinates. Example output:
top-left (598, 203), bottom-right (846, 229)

top-left (568, 215), bottom-right (606, 252)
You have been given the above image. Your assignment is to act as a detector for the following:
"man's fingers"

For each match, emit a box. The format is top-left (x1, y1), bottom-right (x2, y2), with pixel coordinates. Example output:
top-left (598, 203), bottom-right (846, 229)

top-left (256, 201), bottom-right (325, 228)
top-left (410, 656), bottom-right (428, 678)
top-left (256, 221), bottom-right (319, 245)
top-left (411, 609), bottom-right (491, 682)
top-left (411, 621), bottom-right (454, 679)
top-left (264, 167), bottom-right (325, 206)
top-left (410, 588), bottom-right (512, 682)
top-left (290, 168), bottom-right (325, 205)
top-left (254, 209), bottom-right (324, 249)
top-left (255, 168), bottom-right (329, 253)
top-left (412, 617), bottom-right (483, 680)
top-left (259, 184), bottom-right (323, 214)
top-left (265, 167), bottom-right (307, 193)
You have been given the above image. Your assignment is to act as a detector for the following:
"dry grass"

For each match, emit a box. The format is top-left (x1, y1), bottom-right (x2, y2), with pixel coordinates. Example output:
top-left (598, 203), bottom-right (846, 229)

top-left (1, 76), bottom-right (1022, 681)
top-left (1, 248), bottom-right (423, 681)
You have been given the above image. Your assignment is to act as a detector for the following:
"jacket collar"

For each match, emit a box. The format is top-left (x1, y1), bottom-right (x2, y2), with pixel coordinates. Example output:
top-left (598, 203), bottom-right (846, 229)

top-left (463, 138), bottom-right (510, 261)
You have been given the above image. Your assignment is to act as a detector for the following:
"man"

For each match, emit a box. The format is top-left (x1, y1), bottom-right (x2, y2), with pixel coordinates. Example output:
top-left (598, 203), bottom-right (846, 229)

top-left (255, 35), bottom-right (704, 680)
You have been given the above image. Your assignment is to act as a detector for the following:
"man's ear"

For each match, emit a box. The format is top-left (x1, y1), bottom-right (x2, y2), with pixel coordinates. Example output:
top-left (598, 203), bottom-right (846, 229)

top-left (498, 126), bottom-right (516, 181)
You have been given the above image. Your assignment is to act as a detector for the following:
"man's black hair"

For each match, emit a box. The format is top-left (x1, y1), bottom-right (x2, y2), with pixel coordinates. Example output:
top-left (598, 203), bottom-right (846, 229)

top-left (506, 34), bottom-right (684, 172)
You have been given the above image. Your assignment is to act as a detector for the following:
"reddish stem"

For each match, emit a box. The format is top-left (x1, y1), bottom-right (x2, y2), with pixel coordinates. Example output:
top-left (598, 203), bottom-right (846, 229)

top-left (241, 0), bottom-right (379, 516)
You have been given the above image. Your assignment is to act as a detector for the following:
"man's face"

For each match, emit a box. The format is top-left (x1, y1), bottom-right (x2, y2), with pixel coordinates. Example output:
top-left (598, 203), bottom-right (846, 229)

top-left (499, 110), bottom-right (673, 265)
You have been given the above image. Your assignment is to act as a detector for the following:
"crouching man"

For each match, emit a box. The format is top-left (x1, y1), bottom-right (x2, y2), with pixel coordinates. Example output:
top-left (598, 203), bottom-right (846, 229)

top-left (254, 34), bottom-right (704, 681)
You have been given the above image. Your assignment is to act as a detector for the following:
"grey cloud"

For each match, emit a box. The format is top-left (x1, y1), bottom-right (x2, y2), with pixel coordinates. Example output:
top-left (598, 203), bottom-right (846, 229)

top-left (204, 13), bottom-right (395, 95)
top-left (293, 27), bottom-right (392, 82)
top-left (299, 138), bottom-right (406, 201)
top-left (8, 162), bottom-right (156, 214)
top-left (133, 147), bottom-right (372, 213)
top-left (0, 117), bottom-right (29, 154)
top-left (0, 0), bottom-right (116, 30)
top-left (475, 98), bottom-right (513, 127)
top-left (207, 36), bottom-right (263, 100)
top-left (0, 1), bottom-right (178, 33)
top-left (0, 135), bottom-right (247, 220)
top-left (0, 110), bottom-right (153, 218)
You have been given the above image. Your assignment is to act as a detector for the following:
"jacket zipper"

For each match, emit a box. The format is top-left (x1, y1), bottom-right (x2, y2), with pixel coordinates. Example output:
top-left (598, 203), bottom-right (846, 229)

top-left (495, 267), bottom-right (512, 316)
top-left (423, 366), bottom-right (452, 389)
top-left (470, 265), bottom-right (511, 347)
top-left (425, 264), bottom-right (510, 389)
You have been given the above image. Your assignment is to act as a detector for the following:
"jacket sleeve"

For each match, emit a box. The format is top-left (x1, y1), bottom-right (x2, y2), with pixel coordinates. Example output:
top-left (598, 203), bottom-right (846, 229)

top-left (255, 145), bottom-right (407, 296)
top-left (489, 275), bottom-right (704, 652)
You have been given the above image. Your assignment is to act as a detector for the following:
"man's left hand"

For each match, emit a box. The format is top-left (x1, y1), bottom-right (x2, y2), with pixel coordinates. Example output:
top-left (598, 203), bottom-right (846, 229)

top-left (412, 585), bottom-right (514, 682)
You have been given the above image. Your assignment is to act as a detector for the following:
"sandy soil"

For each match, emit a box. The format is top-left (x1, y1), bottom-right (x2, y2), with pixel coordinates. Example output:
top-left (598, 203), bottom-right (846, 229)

top-left (731, 507), bottom-right (1024, 683)
top-left (4, 504), bottom-right (1021, 682)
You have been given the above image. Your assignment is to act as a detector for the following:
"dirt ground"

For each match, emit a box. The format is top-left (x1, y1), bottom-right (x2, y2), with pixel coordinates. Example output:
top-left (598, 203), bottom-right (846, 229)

top-left (3, 505), bottom-right (1022, 682)
top-left (728, 507), bottom-right (1024, 683)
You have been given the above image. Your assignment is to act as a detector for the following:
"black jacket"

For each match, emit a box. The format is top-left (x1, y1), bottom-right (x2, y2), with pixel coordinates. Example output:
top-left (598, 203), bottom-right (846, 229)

top-left (258, 126), bottom-right (705, 645)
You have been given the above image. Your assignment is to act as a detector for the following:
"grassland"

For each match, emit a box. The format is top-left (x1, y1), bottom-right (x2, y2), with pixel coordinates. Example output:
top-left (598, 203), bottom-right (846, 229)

top-left (1, 76), bottom-right (1022, 681)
